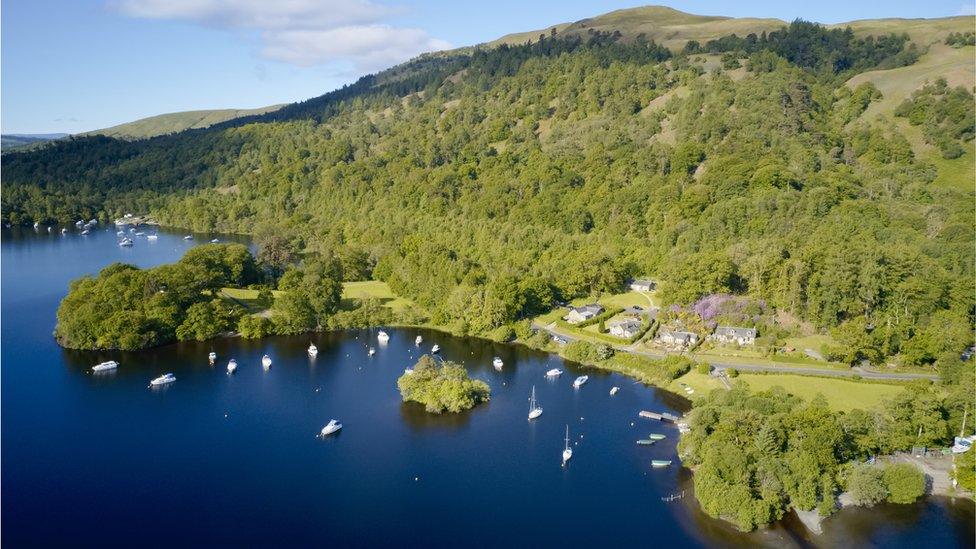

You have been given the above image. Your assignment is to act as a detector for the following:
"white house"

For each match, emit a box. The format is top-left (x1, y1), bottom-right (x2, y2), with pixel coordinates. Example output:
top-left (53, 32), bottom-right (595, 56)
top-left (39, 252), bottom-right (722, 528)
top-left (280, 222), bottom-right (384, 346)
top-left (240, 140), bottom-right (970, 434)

top-left (657, 329), bottom-right (699, 348)
top-left (712, 326), bottom-right (757, 345)
top-left (608, 318), bottom-right (642, 338)
top-left (564, 303), bottom-right (604, 324)
top-left (629, 278), bottom-right (656, 292)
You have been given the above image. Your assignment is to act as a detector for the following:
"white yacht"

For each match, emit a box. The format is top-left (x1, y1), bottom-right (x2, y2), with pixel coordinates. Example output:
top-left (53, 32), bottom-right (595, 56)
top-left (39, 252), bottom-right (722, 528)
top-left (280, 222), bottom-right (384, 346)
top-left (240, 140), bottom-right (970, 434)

top-left (227, 359), bottom-right (238, 374)
top-left (368, 347), bottom-right (376, 356)
top-left (573, 375), bottom-right (589, 388)
top-left (119, 237), bottom-right (134, 247)
top-left (610, 386), bottom-right (620, 396)
top-left (33, 222), bottom-right (40, 229)
top-left (431, 344), bottom-right (440, 354)
top-left (562, 425), bottom-right (573, 465)
top-left (377, 331), bottom-right (390, 343)
top-left (47, 226), bottom-right (52, 233)
top-left (528, 386), bottom-right (543, 420)
top-left (149, 373), bottom-right (176, 387)
top-left (208, 351), bottom-right (217, 364)
top-left (262, 355), bottom-right (272, 369)
top-left (546, 368), bottom-right (563, 378)
top-left (146, 234), bottom-right (158, 241)
top-left (308, 344), bottom-right (318, 357)
top-left (415, 335), bottom-right (423, 346)
top-left (319, 419), bottom-right (342, 437)
top-left (75, 220), bottom-right (84, 227)
top-left (61, 228), bottom-right (68, 234)
top-left (81, 229), bottom-right (90, 235)
top-left (210, 238), bottom-right (219, 243)
top-left (403, 368), bottom-right (414, 375)
top-left (116, 230), bottom-right (125, 236)
top-left (183, 235), bottom-right (193, 240)
top-left (493, 357), bottom-right (504, 370)
top-left (92, 360), bottom-right (119, 372)
top-left (133, 231), bottom-right (145, 236)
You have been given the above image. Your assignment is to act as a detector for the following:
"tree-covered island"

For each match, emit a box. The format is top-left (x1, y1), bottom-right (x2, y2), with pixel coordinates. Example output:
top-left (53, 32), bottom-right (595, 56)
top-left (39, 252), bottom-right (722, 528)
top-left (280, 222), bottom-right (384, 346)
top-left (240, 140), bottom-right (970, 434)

top-left (397, 355), bottom-right (491, 413)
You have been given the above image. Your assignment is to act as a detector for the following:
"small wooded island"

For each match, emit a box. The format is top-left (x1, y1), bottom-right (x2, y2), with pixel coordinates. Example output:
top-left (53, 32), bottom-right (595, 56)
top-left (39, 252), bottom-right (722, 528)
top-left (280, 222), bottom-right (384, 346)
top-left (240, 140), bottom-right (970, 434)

top-left (397, 355), bottom-right (490, 413)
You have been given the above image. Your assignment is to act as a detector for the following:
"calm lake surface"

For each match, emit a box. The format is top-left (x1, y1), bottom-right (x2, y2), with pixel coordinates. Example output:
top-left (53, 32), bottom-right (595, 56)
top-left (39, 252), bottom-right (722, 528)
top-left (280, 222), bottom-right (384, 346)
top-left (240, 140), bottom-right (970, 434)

top-left (2, 225), bottom-right (973, 547)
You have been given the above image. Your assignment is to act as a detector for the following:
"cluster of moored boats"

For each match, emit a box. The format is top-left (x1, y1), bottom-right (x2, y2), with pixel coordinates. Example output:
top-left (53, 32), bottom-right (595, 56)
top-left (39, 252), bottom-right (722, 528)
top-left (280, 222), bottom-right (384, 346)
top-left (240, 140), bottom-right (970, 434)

top-left (92, 328), bottom-right (678, 468)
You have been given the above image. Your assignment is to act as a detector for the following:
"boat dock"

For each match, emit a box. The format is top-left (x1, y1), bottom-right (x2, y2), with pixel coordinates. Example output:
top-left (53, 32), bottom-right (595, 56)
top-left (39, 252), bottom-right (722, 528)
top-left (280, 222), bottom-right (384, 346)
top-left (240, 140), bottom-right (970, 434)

top-left (661, 491), bottom-right (685, 503)
top-left (639, 411), bottom-right (682, 422)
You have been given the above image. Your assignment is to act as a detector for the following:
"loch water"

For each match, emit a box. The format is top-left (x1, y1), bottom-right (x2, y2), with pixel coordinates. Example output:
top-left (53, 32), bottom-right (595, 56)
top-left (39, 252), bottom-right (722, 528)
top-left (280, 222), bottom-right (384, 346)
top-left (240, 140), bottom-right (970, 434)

top-left (2, 226), bottom-right (973, 547)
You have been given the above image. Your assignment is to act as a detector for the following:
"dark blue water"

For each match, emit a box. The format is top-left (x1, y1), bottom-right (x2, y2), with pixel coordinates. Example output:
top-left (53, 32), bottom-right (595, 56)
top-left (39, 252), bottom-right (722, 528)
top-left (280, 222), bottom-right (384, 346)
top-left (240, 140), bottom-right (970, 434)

top-left (2, 226), bottom-right (973, 547)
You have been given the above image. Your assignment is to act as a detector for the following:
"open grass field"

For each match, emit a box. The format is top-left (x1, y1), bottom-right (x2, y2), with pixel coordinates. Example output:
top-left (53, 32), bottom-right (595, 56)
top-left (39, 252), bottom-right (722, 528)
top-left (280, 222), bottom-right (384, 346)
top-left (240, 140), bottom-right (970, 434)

top-left (668, 371), bottom-right (727, 401)
top-left (340, 280), bottom-right (418, 313)
top-left (738, 373), bottom-right (906, 412)
top-left (219, 287), bottom-right (281, 315)
top-left (82, 105), bottom-right (284, 140)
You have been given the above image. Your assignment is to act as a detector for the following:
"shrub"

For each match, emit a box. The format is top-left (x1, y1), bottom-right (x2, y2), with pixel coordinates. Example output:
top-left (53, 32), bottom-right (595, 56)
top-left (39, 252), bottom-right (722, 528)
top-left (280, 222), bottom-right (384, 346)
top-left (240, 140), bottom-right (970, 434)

top-left (883, 463), bottom-right (925, 504)
top-left (846, 464), bottom-right (888, 507)
top-left (595, 344), bottom-right (615, 360)
top-left (696, 362), bottom-right (712, 375)
top-left (563, 340), bottom-right (599, 363)
top-left (727, 368), bottom-right (740, 378)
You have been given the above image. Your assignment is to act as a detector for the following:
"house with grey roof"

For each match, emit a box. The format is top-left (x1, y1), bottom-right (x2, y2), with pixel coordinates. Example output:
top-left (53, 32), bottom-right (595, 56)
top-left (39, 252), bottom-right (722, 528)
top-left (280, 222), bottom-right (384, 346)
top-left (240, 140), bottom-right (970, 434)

top-left (629, 278), bottom-right (656, 292)
top-left (712, 326), bottom-right (757, 346)
top-left (564, 303), bottom-right (604, 324)
top-left (608, 318), bottom-right (642, 338)
top-left (657, 329), bottom-right (699, 348)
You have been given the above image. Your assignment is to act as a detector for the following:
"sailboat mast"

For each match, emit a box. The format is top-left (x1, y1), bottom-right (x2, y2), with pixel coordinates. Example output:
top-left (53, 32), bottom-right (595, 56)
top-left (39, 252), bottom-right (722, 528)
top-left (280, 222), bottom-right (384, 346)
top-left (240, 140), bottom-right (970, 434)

top-left (961, 405), bottom-right (968, 438)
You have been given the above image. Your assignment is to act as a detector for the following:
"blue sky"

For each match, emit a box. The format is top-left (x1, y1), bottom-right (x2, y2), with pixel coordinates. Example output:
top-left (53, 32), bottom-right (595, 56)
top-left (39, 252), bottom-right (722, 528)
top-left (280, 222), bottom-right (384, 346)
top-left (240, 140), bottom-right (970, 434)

top-left (3, 0), bottom-right (973, 134)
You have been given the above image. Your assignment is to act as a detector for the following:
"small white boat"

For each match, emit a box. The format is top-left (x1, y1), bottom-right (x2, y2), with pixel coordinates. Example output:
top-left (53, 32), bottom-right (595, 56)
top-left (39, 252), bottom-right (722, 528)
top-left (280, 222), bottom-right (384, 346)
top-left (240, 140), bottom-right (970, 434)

top-left (210, 238), bottom-right (219, 243)
top-left (147, 234), bottom-right (158, 241)
top-left (149, 373), bottom-right (176, 386)
top-left (92, 360), bottom-right (119, 372)
top-left (33, 222), bottom-right (39, 229)
top-left (562, 425), bottom-right (573, 465)
top-left (610, 386), bottom-right (620, 396)
top-left (134, 231), bottom-right (145, 236)
top-left (493, 357), bottom-right (504, 370)
top-left (227, 359), bottom-right (238, 374)
top-left (528, 386), bottom-right (543, 420)
top-left (183, 235), bottom-right (193, 240)
top-left (319, 419), bottom-right (342, 437)
top-left (368, 347), bottom-right (376, 356)
top-left (89, 219), bottom-right (97, 225)
top-left (208, 351), bottom-right (217, 364)
top-left (308, 344), bottom-right (318, 357)
top-left (116, 230), bottom-right (125, 236)
top-left (546, 368), bottom-right (563, 377)
top-left (377, 331), bottom-right (390, 343)
top-left (404, 368), bottom-right (414, 375)
top-left (81, 229), bottom-right (90, 235)
top-left (431, 344), bottom-right (440, 354)
top-left (262, 355), bottom-right (272, 369)
top-left (415, 335), bottom-right (423, 346)
top-left (119, 237), bottom-right (133, 247)
top-left (75, 220), bottom-right (84, 226)
top-left (573, 375), bottom-right (589, 388)
top-left (61, 228), bottom-right (68, 234)
top-left (47, 226), bottom-right (52, 233)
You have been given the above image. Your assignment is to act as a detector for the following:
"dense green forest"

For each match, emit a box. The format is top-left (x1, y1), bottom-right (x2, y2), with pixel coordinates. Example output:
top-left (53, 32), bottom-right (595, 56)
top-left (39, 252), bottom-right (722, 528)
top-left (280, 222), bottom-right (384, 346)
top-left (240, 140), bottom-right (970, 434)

top-left (8, 20), bottom-right (975, 369)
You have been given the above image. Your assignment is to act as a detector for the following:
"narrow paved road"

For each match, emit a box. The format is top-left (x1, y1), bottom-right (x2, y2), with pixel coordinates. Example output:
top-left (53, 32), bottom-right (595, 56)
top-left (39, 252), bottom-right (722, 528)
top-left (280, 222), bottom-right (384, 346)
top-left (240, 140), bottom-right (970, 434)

top-left (532, 322), bottom-right (938, 382)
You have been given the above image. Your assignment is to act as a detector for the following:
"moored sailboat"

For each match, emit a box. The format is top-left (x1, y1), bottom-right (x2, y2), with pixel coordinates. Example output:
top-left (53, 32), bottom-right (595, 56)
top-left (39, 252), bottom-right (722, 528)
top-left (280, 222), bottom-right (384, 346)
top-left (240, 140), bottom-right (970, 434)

top-left (528, 386), bottom-right (542, 420)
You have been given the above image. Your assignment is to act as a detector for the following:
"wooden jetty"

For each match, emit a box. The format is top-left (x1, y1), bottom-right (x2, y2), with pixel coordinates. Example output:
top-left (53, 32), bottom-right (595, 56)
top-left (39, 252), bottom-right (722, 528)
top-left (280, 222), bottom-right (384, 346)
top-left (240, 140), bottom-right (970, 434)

top-left (639, 411), bottom-right (682, 423)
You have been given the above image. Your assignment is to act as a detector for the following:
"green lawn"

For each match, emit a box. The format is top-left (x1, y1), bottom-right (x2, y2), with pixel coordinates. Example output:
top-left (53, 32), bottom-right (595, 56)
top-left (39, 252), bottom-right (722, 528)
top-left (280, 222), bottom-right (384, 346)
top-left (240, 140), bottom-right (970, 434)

top-left (340, 280), bottom-right (418, 313)
top-left (738, 373), bottom-right (906, 412)
top-left (219, 287), bottom-right (281, 314)
top-left (668, 371), bottom-right (727, 401)
top-left (600, 290), bottom-right (656, 309)
top-left (694, 351), bottom-right (850, 370)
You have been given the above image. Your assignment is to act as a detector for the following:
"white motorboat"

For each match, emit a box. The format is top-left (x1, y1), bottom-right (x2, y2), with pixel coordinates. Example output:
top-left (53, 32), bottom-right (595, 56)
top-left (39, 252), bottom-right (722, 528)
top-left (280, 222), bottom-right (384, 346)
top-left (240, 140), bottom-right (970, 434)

top-left (47, 226), bottom-right (53, 233)
top-left (952, 436), bottom-right (975, 454)
top-left (573, 375), bottom-right (589, 388)
top-left (528, 386), bottom-right (543, 420)
top-left (431, 344), bottom-right (440, 354)
top-left (119, 237), bottom-right (134, 247)
top-left (415, 335), bottom-right (423, 346)
top-left (75, 220), bottom-right (84, 226)
top-left (227, 359), bottom-right (238, 374)
top-left (610, 386), bottom-right (620, 395)
top-left (134, 231), bottom-right (144, 236)
top-left (208, 351), bottom-right (217, 364)
top-left (493, 357), bottom-right (504, 370)
top-left (562, 425), bottom-right (573, 465)
top-left (368, 347), bottom-right (376, 356)
top-left (147, 234), bottom-right (158, 240)
top-left (81, 229), bottom-right (90, 235)
top-left (546, 368), bottom-right (563, 377)
top-left (319, 419), bottom-right (342, 437)
top-left (308, 344), bottom-right (318, 357)
top-left (33, 222), bottom-right (40, 229)
top-left (61, 228), bottom-right (68, 234)
top-left (92, 360), bottom-right (119, 372)
top-left (89, 219), bottom-right (98, 225)
top-left (183, 235), bottom-right (193, 240)
top-left (116, 230), bottom-right (125, 236)
top-left (149, 373), bottom-right (176, 386)
top-left (210, 238), bottom-right (219, 243)
top-left (262, 355), bottom-right (272, 369)
top-left (404, 368), bottom-right (414, 375)
top-left (377, 330), bottom-right (390, 343)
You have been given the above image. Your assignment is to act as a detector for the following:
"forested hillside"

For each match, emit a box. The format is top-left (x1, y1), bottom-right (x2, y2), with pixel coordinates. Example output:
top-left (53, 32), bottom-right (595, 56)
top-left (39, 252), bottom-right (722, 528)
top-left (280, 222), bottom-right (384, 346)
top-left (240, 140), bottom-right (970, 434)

top-left (3, 16), bottom-right (974, 368)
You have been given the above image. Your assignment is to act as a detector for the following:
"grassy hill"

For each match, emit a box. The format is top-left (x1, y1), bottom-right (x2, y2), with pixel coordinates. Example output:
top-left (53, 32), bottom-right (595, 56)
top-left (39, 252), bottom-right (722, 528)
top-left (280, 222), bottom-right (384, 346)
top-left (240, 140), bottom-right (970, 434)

top-left (1, 133), bottom-right (68, 151)
top-left (81, 105), bottom-right (284, 140)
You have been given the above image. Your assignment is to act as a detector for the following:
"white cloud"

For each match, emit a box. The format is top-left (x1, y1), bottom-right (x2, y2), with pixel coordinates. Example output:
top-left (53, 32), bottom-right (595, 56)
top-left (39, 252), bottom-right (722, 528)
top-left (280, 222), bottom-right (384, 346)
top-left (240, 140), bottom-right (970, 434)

top-left (111, 0), bottom-right (450, 70)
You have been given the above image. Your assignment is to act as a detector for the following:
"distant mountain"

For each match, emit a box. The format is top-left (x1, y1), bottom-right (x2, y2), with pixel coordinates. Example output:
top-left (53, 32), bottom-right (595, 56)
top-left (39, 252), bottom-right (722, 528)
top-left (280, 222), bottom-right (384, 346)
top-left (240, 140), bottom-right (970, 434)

top-left (79, 105), bottom-right (285, 140)
top-left (1, 133), bottom-right (68, 150)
